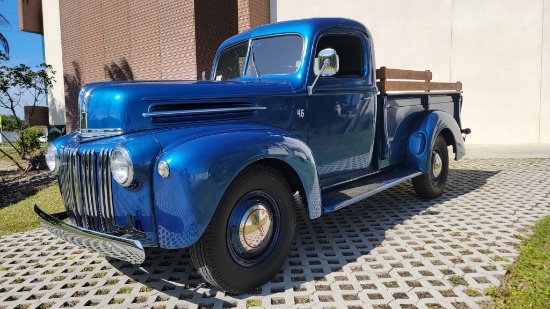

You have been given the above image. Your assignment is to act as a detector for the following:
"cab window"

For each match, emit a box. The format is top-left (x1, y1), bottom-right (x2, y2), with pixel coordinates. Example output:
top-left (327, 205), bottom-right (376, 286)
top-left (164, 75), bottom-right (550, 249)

top-left (315, 34), bottom-right (365, 77)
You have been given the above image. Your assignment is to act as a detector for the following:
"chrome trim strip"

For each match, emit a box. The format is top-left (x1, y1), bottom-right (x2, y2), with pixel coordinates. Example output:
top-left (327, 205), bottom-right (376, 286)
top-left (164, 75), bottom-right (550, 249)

top-left (61, 147), bottom-right (77, 226)
top-left (81, 150), bottom-right (91, 228)
top-left (82, 150), bottom-right (99, 230)
top-left (79, 83), bottom-right (108, 129)
top-left (71, 148), bottom-right (85, 227)
top-left (59, 149), bottom-right (75, 224)
top-left (142, 106), bottom-right (266, 118)
top-left (35, 205), bottom-right (145, 264)
top-left (79, 128), bottom-right (123, 133)
top-left (99, 149), bottom-right (115, 233)
top-left (76, 129), bottom-right (123, 142)
top-left (88, 150), bottom-right (99, 230)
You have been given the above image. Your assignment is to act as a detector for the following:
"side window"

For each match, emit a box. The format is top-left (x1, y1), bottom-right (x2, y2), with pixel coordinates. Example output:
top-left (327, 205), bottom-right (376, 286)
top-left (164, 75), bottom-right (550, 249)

top-left (315, 34), bottom-right (365, 77)
top-left (215, 41), bottom-right (248, 81)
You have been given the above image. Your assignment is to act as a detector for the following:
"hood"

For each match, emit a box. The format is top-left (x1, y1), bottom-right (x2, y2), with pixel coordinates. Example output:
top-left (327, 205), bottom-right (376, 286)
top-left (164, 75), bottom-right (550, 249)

top-left (82, 80), bottom-right (296, 134)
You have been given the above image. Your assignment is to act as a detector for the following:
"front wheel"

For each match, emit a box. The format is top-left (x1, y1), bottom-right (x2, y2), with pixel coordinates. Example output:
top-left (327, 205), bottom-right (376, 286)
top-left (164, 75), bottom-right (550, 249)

top-left (189, 164), bottom-right (296, 293)
top-left (412, 135), bottom-right (449, 199)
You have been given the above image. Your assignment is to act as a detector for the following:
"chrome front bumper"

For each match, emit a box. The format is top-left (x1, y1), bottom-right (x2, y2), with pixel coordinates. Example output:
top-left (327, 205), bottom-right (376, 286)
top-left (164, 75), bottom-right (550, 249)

top-left (34, 205), bottom-right (146, 264)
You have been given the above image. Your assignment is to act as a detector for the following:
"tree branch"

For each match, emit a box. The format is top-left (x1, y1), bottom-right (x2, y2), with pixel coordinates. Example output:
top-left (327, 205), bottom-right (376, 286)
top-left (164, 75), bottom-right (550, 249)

top-left (0, 148), bottom-right (25, 172)
top-left (0, 131), bottom-right (21, 155)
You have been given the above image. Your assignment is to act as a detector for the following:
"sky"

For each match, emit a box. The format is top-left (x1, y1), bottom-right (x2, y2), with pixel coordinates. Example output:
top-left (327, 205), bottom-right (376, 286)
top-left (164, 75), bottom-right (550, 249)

top-left (0, 0), bottom-right (46, 119)
top-left (1, 0), bottom-right (44, 66)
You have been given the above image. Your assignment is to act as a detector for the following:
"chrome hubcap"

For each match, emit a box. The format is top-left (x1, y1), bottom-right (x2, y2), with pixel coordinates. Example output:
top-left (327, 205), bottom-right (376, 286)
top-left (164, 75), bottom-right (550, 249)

top-left (227, 190), bottom-right (280, 267)
top-left (432, 151), bottom-right (443, 178)
top-left (238, 204), bottom-right (273, 253)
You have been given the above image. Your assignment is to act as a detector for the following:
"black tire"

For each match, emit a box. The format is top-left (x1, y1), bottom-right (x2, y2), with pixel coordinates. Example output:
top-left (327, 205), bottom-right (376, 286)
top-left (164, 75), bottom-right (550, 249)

top-left (412, 135), bottom-right (449, 199)
top-left (189, 164), bottom-right (296, 293)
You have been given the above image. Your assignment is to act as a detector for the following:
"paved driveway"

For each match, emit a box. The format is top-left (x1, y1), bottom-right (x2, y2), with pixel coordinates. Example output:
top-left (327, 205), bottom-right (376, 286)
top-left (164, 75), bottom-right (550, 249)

top-left (1, 158), bottom-right (549, 309)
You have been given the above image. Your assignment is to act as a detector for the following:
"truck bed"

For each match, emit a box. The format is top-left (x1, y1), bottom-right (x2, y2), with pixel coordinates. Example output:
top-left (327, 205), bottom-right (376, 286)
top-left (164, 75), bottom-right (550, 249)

top-left (376, 92), bottom-right (462, 167)
top-left (374, 68), bottom-right (463, 168)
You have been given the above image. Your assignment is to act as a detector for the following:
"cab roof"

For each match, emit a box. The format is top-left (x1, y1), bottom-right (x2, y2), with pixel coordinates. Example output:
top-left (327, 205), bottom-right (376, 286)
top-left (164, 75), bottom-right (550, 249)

top-left (218, 18), bottom-right (369, 51)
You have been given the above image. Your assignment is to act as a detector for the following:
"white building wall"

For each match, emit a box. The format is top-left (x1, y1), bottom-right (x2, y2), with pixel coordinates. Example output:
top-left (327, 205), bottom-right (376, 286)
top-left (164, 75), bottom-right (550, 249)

top-left (0, 131), bottom-right (19, 143)
top-left (42, 0), bottom-right (65, 126)
top-left (273, 0), bottom-right (549, 145)
top-left (542, 0), bottom-right (550, 143)
top-left (452, 0), bottom-right (543, 144)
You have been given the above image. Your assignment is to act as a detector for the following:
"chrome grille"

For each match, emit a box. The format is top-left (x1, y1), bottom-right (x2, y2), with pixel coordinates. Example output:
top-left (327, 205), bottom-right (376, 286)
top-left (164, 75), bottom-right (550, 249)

top-left (99, 149), bottom-right (115, 232)
top-left (59, 147), bottom-right (115, 233)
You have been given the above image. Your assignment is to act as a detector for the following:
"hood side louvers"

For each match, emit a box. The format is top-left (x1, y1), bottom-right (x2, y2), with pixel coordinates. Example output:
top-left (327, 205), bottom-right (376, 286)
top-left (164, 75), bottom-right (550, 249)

top-left (143, 102), bottom-right (266, 124)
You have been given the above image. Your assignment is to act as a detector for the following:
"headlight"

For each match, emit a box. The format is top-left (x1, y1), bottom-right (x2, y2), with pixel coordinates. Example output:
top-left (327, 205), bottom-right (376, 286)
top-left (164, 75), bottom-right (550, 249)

top-left (45, 143), bottom-right (58, 172)
top-left (110, 147), bottom-right (134, 187)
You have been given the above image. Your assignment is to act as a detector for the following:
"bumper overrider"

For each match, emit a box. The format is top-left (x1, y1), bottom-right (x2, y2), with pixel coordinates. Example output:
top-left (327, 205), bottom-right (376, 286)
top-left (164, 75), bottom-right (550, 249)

top-left (34, 205), bottom-right (146, 264)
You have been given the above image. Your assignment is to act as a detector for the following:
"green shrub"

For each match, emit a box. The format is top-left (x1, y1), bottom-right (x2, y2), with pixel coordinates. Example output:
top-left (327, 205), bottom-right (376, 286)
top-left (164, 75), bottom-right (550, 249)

top-left (18, 126), bottom-right (43, 155)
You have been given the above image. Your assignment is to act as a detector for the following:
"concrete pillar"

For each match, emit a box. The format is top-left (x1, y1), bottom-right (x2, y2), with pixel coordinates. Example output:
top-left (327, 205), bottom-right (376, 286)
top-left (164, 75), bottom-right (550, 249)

top-left (41, 0), bottom-right (66, 126)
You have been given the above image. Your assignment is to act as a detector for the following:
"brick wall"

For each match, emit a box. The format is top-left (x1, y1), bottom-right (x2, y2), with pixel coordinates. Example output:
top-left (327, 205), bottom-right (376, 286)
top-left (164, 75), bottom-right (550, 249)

top-left (59, 0), bottom-right (198, 132)
top-left (248, 0), bottom-right (270, 30)
top-left (80, 2), bottom-right (106, 85)
top-left (58, 0), bottom-right (269, 132)
top-left (129, 1), bottom-right (162, 80)
top-left (102, 1), bottom-right (131, 80)
top-left (24, 106), bottom-right (49, 126)
top-left (195, 0), bottom-right (239, 79)
top-left (18, 0), bottom-right (43, 35)
top-left (238, 0), bottom-right (270, 33)
top-left (159, 0), bottom-right (197, 80)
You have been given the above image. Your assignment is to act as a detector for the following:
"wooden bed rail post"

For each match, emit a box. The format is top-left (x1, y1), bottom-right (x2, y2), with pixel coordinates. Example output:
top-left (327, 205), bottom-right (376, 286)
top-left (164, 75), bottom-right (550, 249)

top-left (425, 70), bottom-right (431, 92)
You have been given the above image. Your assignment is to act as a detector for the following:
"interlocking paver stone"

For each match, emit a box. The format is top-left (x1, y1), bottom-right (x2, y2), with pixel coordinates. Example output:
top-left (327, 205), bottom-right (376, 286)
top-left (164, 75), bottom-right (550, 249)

top-left (1, 158), bottom-right (549, 308)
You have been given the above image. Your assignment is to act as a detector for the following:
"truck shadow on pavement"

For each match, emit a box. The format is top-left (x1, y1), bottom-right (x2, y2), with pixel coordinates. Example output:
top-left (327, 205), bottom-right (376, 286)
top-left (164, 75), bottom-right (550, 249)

top-left (109, 168), bottom-right (500, 303)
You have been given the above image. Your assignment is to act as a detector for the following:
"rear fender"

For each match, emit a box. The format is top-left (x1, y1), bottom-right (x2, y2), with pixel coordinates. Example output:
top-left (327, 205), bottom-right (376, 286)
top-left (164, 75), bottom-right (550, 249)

top-left (152, 130), bottom-right (321, 249)
top-left (406, 111), bottom-right (465, 173)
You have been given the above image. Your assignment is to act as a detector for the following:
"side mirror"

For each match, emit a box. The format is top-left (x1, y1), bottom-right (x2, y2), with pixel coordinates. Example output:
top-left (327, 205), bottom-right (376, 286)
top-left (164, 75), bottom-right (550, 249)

top-left (309, 48), bottom-right (339, 95)
top-left (314, 48), bottom-right (339, 76)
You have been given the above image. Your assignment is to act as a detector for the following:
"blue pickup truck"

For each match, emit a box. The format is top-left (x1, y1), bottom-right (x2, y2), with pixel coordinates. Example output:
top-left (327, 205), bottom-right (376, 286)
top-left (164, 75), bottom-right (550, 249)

top-left (37, 18), bottom-right (467, 293)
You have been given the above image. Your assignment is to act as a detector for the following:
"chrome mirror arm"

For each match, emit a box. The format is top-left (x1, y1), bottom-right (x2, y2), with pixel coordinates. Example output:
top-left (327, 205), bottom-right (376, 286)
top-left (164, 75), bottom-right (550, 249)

top-left (307, 59), bottom-right (329, 96)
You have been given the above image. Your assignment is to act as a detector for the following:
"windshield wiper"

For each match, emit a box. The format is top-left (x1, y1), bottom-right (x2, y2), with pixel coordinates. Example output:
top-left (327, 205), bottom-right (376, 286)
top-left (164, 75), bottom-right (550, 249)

top-left (249, 42), bottom-right (261, 80)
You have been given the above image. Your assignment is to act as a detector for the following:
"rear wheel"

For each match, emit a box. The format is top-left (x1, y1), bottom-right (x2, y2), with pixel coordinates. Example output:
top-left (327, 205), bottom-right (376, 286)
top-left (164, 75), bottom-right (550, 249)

top-left (189, 164), bottom-right (296, 293)
top-left (412, 135), bottom-right (449, 199)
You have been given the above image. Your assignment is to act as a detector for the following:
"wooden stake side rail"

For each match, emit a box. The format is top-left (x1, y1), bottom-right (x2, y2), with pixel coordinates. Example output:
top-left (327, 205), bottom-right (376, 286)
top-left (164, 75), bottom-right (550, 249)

top-left (376, 66), bottom-right (462, 93)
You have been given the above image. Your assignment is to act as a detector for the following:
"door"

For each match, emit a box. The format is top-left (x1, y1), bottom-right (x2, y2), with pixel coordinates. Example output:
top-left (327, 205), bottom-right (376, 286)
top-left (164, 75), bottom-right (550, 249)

top-left (306, 33), bottom-right (377, 188)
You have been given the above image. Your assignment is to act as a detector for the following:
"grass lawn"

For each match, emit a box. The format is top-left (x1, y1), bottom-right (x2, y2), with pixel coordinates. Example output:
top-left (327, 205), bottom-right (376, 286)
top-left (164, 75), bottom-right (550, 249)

top-left (486, 215), bottom-right (550, 308)
top-left (0, 184), bottom-right (64, 237)
top-left (0, 146), bottom-right (27, 167)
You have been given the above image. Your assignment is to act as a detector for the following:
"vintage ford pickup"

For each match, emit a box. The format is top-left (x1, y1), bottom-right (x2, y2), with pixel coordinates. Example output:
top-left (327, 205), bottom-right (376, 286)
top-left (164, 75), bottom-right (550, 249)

top-left (37, 18), bottom-right (468, 293)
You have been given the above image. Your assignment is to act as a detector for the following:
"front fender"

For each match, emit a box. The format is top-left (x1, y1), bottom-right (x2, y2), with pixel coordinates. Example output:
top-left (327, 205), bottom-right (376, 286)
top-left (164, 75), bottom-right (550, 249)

top-left (152, 128), bottom-right (321, 249)
top-left (406, 111), bottom-right (465, 173)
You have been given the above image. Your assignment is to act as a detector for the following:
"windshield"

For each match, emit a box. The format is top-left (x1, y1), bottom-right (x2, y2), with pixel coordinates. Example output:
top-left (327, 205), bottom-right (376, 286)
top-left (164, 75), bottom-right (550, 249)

top-left (214, 35), bottom-right (303, 81)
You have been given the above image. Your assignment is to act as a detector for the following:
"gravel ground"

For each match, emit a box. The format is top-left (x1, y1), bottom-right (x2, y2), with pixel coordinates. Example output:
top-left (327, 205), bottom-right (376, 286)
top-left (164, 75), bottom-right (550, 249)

top-left (0, 158), bottom-right (549, 309)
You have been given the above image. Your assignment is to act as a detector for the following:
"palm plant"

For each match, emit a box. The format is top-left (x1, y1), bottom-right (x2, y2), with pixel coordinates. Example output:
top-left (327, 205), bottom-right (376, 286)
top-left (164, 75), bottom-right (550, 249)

top-left (0, 10), bottom-right (9, 55)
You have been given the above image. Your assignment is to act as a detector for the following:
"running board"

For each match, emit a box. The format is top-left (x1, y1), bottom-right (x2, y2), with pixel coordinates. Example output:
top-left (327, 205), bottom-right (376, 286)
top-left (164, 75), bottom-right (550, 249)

top-left (322, 169), bottom-right (422, 213)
